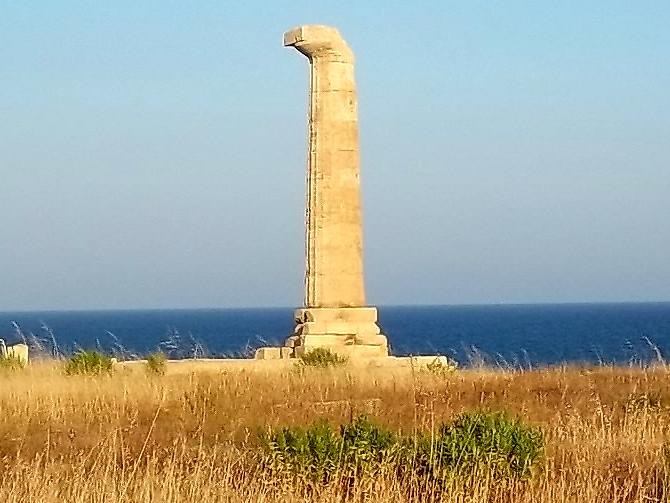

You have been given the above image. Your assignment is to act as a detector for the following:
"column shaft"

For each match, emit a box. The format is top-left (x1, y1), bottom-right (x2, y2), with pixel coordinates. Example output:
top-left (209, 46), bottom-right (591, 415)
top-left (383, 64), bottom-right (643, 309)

top-left (306, 55), bottom-right (365, 308)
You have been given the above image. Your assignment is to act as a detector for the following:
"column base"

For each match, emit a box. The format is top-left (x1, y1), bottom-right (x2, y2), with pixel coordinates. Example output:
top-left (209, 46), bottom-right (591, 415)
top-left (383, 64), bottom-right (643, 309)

top-left (286, 306), bottom-right (389, 358)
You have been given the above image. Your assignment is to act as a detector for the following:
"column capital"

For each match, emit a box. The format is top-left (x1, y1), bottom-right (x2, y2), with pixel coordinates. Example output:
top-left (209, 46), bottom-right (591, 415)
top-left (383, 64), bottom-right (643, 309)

top-left (283, 25), bottom-right (354, 62)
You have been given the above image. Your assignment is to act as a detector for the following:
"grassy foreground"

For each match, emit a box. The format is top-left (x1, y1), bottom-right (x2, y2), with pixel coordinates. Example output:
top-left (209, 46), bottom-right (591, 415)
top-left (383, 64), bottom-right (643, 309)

top-left (1, 361), bottom-right (669, 502)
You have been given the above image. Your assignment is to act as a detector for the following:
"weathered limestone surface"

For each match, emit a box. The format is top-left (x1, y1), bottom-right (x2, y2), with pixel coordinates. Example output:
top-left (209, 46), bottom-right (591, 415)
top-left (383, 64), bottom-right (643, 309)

top-left (283, 25), bottom-right (365, 309)
top-left (119, 355), bottom-right (454, 371)
top-left (279, 25), bottom-right (388, 358)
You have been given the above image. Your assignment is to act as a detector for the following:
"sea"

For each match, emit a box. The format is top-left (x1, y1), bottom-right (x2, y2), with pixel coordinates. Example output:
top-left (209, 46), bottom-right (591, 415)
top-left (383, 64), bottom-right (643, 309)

top-left (1, 303), bottom-right (670, 367)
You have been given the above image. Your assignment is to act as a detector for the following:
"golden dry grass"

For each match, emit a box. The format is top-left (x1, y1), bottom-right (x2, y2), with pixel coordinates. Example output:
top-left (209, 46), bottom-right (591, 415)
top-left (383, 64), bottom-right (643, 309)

top-left (1, 361), bottom-right (669, 502)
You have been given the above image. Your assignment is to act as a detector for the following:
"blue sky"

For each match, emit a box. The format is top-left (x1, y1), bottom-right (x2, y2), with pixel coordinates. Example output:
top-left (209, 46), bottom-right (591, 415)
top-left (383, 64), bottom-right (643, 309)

top-left (1, 1), bottom-right (668, 310)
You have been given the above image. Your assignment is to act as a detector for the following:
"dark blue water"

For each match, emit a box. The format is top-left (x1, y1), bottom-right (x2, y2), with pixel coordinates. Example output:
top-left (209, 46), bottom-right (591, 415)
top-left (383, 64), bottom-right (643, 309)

top-left (1, 303), bottom-right (669, 366)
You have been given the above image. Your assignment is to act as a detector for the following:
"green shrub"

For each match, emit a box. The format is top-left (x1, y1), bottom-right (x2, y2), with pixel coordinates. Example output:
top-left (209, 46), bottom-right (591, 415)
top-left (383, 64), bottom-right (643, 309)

top-left (65, 350), bottom-right (113, 376)
top-left (261, 420), bottom-right (342, 483)
top-left (260, 412), bottom-right (544, 489)
top-left (145, 351), bottom-right (167, 376)
top-left (0, 354), bottom-right (25, 372)
top-left (414, 411), bottom-right (544, 480)
top-left (260, 415), bottom-right (397, 484)
top-left (340, 415), bottom-right (398, 476)
top-left (298, 347), bottom-right (348, 368)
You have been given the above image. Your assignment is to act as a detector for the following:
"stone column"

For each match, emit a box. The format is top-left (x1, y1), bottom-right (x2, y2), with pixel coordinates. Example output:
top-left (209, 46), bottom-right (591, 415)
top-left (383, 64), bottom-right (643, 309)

top-left (284, 25), bottom-right (388, 357)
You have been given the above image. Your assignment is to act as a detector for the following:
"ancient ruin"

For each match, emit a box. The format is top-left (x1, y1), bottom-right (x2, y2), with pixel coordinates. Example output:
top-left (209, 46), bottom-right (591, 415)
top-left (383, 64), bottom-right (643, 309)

top-left (0, 339), bottom-right (29, 364)
top-left (256, 25), bottom-right (389, 359)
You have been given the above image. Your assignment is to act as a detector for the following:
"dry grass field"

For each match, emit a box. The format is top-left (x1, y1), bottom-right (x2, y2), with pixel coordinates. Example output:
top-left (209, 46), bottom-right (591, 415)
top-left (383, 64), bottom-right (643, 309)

top-left (1, 361), bottom-right (670, 502)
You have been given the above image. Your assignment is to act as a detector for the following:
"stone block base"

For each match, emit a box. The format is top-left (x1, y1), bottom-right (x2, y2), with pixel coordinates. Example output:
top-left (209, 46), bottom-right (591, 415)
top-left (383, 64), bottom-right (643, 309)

top-left (254, 307), bottom-right (390, 360)
top-left (254, 346), bottom-right (294, 360)
top-left (253, 343), bottom-right (388, 360)
top-left (118, 355), bottom-right (457, 373)
top-left (288, 306), bottom-right (388, 358)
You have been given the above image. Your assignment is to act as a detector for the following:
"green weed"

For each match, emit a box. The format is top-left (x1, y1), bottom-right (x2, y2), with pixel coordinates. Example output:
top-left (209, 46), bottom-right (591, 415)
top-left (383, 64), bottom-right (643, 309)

top-left (145, 351), bottom-right (167, 376)
top-left (64, 350), bottom-right (113, 376)
top-left (0, 354), bottom-right (25, 372)
top-left (298, 348), bottom-right (348, 368)
top-left (261, 412), bottom-right (544, 489)
top-left (415, 411), bottom-right (544, 480)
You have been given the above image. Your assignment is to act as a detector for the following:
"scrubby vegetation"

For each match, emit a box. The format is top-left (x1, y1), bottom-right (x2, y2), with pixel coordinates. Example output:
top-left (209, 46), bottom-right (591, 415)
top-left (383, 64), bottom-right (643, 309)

top-left (64, 350), bottom-right (113, 375)
top-left (415, 411), bottom-right (544, 480)
top-left (145, 351), bottom-right (167, 376)
top-left (425, 356), bottom-right (458, 376)
top-left (298, 347), bottom-right (349, 367)
top-left (1, 363), bottom-right (669, 501)
top-left (261, 415), bottom-right (399, 485)
top-left (0, 354), bottom-right (25, 372)
top-left (261, 411), bottom-right (543, 490)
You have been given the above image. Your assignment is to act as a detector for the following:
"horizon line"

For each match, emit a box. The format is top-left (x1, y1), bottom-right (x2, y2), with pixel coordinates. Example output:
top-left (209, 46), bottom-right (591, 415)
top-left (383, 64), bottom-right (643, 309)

top-left (2, 299), bottom-right (670, 315)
